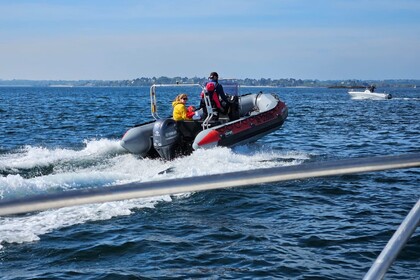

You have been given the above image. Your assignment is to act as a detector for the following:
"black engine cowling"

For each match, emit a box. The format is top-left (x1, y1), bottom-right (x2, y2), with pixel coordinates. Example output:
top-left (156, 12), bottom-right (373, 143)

top-left (228, 95), bottom-right (240, 121)
top-left (153, 119), bottom-right (179, 160)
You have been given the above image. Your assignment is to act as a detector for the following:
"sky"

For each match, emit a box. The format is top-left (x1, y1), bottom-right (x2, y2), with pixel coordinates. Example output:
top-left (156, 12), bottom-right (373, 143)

top-left (0, 0), bottom-right (419, 81)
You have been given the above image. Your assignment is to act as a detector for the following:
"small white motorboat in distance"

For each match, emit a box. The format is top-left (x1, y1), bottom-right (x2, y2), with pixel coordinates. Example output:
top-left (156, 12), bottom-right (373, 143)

top-left (348, 85), bottom-right (392, 100)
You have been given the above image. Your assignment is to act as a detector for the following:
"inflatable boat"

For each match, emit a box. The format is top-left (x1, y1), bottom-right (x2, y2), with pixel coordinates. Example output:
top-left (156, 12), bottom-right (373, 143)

top-left (120, 83), bottom-right (288, 160)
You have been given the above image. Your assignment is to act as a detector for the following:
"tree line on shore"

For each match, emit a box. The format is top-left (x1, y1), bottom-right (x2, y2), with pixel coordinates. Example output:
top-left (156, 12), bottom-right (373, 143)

top-left (0, 77), bottom-right (418, 88)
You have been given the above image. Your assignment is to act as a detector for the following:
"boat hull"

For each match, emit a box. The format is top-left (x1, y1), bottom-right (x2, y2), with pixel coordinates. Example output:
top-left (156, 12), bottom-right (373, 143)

top-left (348, 90), bottom-right (392, 100)
top-left (193, 101), bottom-right (287, 149)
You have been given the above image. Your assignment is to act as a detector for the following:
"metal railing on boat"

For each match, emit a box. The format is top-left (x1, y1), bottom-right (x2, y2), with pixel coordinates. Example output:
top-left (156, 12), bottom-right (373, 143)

top-left (363, 198), bottom-right (420, 280)
top-left (150, 83), bottom-right (203, 119)
top-left (149, 82), bottom-right (234, 128)
top-left (0, 152), bottom-right (419, 279)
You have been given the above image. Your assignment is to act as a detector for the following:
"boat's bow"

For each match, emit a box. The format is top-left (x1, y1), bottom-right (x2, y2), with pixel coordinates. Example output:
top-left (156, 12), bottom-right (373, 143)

top-left (193, 93), bottom-right (288, 150)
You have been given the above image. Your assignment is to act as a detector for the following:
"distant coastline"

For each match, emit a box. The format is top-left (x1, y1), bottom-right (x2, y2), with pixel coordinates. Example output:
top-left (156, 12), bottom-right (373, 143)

top-left (0, 77), bottom-right (418, 88)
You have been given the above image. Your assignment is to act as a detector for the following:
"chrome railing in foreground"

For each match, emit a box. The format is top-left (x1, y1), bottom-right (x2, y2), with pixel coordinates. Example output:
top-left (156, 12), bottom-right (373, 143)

top-left (364, 198), bottom-right (420, 280)
top-left (1, 152), bottom-right (419, 279)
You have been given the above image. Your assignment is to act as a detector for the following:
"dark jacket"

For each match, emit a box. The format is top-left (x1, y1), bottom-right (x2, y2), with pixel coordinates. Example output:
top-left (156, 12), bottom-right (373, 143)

top-left (207, 79), bottom-right (229, 103)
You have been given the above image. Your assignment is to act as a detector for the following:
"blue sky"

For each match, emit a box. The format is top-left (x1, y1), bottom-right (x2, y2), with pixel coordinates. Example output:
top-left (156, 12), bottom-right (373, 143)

top-left (1, 0), bottom-right (419, 80)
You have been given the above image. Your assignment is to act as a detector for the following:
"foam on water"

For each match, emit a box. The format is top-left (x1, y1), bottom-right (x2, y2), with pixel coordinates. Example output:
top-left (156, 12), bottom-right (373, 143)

top-left (0, 138), bottom-right (124, 171)
top-left (0, 138), bottom-right (309, 249)
top-left (349, 95), bottom-right (390, 100)
top-left (396, 97), bottom-right (420, 101)
top-left (0, 197), bottom-right (171, 248)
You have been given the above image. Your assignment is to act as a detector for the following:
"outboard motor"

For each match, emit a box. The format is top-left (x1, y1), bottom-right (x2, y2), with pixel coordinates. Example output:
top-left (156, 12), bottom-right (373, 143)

top-left (153, 119), bottom-right (179, 160)
top-left (228, 95), bottom-right (240, 120)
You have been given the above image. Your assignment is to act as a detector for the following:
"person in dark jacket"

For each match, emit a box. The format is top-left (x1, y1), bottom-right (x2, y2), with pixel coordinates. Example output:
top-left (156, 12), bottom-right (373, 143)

top-left (368, 85), bottom-right (376, 92)
top-left (207, 72), bottom-right (229, 106)
top-left (202, 72), bottom-right (230, 115)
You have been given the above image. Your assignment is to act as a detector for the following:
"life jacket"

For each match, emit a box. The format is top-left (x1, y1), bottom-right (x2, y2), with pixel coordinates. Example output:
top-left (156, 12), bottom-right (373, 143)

top-left (205, 82), bottom-right (222, 110)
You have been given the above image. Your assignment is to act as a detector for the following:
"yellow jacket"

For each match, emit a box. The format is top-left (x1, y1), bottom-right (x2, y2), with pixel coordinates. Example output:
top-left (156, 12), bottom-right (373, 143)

top-left (172, 101), bottom-right (191, 121)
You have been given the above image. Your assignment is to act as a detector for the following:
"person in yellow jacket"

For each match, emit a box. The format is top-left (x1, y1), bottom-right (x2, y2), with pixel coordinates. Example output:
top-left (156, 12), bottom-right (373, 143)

top-left (172, 93), bottom-right (195, 121)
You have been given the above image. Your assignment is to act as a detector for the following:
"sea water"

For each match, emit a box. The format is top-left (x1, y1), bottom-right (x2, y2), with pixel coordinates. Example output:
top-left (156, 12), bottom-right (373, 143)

top-left (0, 86), bottom-right (419, 279)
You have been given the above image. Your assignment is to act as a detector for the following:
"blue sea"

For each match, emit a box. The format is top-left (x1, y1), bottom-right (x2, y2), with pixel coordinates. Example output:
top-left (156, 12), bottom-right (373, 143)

top-left (0, 85), bottom-right (419, 279)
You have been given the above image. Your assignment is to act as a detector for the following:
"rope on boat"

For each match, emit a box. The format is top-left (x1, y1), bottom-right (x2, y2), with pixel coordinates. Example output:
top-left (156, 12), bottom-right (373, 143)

top-left (0, 153), bottom-right (419, 216)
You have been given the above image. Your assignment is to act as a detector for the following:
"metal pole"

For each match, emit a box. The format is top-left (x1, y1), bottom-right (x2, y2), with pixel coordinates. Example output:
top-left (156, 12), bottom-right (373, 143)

top-left (149, 83), bottom-right (203, 119)
top-left (364, 198), bottom-right (420, 280)
top-left (0, 153), bottom-right (419, 216)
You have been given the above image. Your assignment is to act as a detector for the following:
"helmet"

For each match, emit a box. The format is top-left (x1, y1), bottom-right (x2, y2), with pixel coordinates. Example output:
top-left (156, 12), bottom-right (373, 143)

top-left (206, 82), bottom-right (215, 92)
